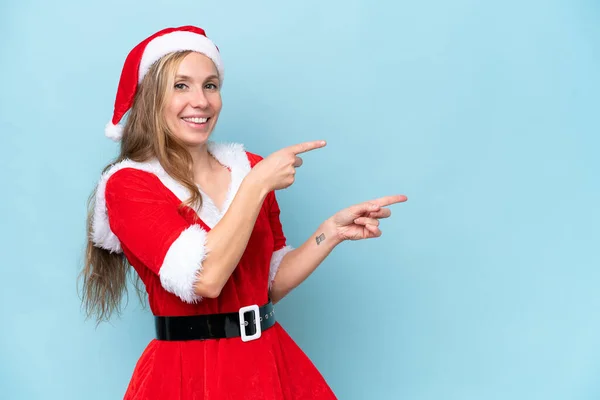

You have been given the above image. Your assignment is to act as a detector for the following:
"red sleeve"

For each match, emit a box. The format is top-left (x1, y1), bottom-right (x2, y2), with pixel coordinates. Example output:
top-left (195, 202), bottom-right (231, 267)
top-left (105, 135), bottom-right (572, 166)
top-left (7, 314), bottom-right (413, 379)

top-left (104, 168), bottom-right (207, 303)
top-left (266, 190), bottom-right (295, 287)
top-left (267, 191), bottom-right (287, 251)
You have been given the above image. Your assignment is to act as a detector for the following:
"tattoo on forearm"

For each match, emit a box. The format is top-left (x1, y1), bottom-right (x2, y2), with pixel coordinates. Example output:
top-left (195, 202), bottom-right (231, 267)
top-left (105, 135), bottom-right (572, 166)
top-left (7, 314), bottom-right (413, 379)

top-left (316, 233), bottom-right (325, 245)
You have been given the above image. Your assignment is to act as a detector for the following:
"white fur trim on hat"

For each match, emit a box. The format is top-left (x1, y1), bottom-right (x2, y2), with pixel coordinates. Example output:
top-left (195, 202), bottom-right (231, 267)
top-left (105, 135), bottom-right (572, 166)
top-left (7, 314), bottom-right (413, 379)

top-left (105, 122), bottom-right (124, 142)
top-left (139, 31), bottom-right (224, 84)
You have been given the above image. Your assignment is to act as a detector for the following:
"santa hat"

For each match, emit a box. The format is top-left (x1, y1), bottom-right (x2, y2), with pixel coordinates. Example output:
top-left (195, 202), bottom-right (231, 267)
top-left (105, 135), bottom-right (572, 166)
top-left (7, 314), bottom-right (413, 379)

top-left (105, 25), bottom-right (224, 142)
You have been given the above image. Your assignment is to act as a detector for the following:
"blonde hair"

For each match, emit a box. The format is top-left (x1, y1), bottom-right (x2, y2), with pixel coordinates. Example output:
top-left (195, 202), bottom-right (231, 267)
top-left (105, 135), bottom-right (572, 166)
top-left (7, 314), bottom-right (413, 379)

top-left (79, 50), bottom-right (204, 324)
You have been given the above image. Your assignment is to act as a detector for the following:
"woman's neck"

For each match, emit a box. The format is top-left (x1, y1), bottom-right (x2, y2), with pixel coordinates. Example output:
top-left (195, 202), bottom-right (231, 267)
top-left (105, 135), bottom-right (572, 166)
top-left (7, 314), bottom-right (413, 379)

top-left (189, 143), bottom-right (223, 182)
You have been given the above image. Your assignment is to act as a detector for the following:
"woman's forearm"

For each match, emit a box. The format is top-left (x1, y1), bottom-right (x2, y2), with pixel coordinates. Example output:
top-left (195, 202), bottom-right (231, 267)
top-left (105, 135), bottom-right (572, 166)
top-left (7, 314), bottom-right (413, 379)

top-left (270, 218), bottom-right (342, 304)
top-left (194, 176), bottom-right (268, 298)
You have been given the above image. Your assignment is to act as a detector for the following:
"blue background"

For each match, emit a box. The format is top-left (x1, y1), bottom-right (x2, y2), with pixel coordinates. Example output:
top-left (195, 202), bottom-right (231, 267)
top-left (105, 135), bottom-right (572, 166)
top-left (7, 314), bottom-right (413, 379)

top-left (1, 0), bottom-right (599, 399)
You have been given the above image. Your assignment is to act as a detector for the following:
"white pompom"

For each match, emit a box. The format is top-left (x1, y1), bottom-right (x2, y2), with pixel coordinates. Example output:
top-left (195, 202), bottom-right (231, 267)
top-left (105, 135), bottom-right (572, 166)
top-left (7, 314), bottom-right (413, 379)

top-left (105, 121), bottom-right (123, 142)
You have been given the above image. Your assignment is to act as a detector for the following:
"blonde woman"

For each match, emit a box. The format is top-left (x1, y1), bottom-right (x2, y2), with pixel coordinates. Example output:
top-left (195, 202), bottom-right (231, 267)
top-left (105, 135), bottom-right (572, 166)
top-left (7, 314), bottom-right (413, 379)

top-left (81, 25), bottom-right (406, 399)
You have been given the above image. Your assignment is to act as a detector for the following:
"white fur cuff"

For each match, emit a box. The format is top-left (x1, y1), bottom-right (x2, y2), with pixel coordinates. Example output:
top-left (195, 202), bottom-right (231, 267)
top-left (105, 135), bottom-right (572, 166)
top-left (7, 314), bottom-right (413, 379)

top-left (159, 225), bottom-right (208, 303)
top-left (269, 245), bottom-right (295, 289)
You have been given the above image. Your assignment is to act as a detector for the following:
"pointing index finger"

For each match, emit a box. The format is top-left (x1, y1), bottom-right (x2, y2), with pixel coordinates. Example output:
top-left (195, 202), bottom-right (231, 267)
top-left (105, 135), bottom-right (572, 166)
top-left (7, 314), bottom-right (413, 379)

top-left (370, 195), bottom-right (408, 207)
top-left (289, 140), bottom-right (327, 155)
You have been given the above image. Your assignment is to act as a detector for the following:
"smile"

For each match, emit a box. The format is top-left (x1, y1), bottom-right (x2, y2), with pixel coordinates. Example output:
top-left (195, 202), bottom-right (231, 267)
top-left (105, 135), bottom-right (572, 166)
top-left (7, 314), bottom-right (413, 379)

top-left (182, 117), bottom-right (209, 124)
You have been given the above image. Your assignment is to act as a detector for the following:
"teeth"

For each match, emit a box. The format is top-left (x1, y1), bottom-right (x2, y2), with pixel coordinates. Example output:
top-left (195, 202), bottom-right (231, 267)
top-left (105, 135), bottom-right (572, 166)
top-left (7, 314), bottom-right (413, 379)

top-left (183, 117), bottom-right (208, 124)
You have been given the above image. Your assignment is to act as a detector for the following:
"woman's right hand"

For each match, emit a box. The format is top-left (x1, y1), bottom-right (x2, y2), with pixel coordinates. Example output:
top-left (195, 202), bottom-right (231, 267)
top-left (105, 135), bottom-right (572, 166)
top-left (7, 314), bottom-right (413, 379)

top-left (248, 140), bottom-right (327, 192)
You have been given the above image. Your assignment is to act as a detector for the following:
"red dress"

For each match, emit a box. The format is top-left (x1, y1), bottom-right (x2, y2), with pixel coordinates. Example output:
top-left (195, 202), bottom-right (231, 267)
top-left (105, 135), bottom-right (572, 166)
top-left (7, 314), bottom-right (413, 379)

top-left (91, 142), bottom-right (337, 400)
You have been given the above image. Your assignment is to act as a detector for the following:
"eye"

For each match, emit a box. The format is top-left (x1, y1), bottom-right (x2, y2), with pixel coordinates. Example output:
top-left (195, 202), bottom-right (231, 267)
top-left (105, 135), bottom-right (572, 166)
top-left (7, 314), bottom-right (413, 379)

top-left (174, 83), bottom-right (188, 90)
top-left (205, 82), bottom-right (219, 90)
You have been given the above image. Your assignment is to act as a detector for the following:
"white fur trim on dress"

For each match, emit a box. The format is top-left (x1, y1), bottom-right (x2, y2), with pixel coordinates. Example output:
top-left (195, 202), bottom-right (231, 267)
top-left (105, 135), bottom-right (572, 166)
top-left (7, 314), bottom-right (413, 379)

top-left (91, 141), bottom-right (251, 253)
top-left (159, 225), bottom-right (207, 303)
top-left (200, 142), bottom-right (251, 227)
top-left (269, 245), bottom-right (295, 289)
top-left (139, 31), bottom-right (224, 84)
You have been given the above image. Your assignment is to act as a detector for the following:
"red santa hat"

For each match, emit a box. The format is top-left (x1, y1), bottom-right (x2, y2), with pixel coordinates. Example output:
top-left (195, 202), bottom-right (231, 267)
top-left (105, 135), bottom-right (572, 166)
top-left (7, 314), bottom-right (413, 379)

top-left (105, 25), bottom-right (224, 142)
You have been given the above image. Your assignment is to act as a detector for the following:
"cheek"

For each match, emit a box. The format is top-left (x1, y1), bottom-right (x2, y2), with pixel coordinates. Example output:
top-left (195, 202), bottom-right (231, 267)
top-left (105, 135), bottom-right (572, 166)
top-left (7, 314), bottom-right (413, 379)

top-left (164, 101), bottom-right (184, 134)
top-left (166, 96), bottom-right (185, 118)
top-left (210, 93), bottom-right (223, 113)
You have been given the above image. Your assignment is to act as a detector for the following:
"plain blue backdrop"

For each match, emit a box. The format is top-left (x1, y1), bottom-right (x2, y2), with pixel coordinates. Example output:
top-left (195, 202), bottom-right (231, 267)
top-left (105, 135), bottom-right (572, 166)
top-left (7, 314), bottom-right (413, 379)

top-left (1, 0), bottom-right (599, 399)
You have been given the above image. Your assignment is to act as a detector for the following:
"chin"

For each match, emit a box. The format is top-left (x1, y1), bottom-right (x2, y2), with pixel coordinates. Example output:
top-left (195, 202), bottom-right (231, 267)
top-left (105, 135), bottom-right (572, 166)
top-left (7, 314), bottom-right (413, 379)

top-left (180, 132), bottom-right (212, 148)
top-left (169, 122), bottom-right (217, 147)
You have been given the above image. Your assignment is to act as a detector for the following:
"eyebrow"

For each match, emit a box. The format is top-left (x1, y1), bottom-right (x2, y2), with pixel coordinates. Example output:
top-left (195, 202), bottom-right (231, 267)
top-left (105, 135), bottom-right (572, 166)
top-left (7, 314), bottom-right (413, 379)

top-left (175, 74), bottom-right (219, 81)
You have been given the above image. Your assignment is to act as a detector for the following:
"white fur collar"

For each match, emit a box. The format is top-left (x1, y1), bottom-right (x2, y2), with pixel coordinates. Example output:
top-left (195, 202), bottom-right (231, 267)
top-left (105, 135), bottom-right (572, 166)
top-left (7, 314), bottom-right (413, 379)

top-left (91, 141), bottom-right (251, 253)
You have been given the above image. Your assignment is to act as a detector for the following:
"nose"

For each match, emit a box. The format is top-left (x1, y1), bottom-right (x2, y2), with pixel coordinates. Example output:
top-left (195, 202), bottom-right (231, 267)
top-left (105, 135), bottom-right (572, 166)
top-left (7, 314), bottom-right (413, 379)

top-left (190, 88), bottom-right (209, 109)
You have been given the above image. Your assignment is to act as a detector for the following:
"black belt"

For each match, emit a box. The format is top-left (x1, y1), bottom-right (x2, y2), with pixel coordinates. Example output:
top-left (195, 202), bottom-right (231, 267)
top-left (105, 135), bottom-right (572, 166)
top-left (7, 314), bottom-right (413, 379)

top-left (155, 302), bottom-right (275, 342)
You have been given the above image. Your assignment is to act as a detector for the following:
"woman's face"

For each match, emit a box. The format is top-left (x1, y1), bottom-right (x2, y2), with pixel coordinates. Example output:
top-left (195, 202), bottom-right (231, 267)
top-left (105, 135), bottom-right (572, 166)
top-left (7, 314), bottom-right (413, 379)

top-left (164, 52), bottom-right (222, 147)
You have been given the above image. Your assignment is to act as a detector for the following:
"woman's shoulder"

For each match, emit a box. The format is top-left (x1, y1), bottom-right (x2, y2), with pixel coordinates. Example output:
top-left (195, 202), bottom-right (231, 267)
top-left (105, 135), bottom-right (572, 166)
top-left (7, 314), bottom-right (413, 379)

top-left (99, 158), bottom-right (168, 195)
top-left (91, 158), bottom-right (169, 253)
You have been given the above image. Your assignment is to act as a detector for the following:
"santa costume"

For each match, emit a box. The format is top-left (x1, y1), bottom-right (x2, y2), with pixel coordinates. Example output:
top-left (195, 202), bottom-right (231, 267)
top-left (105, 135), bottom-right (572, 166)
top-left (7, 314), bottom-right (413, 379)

top-left (92, 26), bottom-right (337, 399)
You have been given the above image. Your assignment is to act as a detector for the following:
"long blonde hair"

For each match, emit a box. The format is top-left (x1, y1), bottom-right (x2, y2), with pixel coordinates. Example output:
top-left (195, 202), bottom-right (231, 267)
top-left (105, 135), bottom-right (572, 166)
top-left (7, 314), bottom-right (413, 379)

top-left (79, 50), bottom-right (204, 324)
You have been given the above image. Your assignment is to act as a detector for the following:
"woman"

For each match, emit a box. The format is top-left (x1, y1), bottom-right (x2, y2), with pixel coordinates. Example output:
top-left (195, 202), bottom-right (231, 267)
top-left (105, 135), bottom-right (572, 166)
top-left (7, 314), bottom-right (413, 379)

top-left (81, 25), bottom-right (406, 399)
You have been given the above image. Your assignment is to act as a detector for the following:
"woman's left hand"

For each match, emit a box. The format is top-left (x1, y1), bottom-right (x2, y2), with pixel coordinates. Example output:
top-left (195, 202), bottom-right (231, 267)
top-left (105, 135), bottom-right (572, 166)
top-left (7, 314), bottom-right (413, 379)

top-left (328, 195), bottom-right (407, 242)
